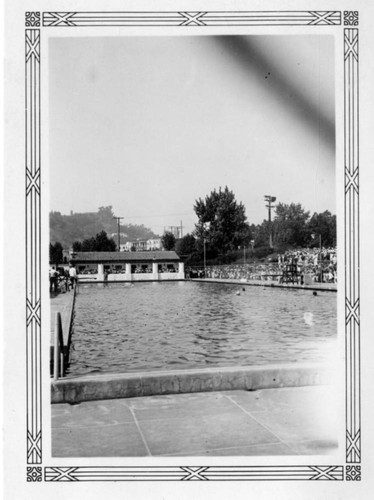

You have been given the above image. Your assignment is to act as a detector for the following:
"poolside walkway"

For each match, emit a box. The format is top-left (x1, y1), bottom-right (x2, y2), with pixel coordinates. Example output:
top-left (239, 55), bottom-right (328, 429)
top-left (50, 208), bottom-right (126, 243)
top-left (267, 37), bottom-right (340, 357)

top-left (192, 278), bottom-right (337, 292)
top-left (50, 288), bottom-right (76, 351)
top-left (52, 384), bottom-right (338, 457)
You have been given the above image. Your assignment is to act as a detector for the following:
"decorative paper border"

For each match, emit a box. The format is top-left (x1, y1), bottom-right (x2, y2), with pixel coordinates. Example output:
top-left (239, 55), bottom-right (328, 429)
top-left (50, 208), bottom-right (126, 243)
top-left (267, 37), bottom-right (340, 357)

top-left (344, 27), bottom-right (360, 466)
top-left (44, 466), bottom-right (344, 481)
top-left (25, 10), bottom-right (360, 482)
top-left (26, 25), bottom-right (42, 466)
top-left (41, 11), bottom-right (341, 27)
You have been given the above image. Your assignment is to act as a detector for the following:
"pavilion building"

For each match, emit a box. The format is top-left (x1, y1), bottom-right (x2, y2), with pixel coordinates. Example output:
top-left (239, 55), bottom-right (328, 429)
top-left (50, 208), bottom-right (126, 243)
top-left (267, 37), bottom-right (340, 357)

top-left (70, 251), bottom-right (184, 282)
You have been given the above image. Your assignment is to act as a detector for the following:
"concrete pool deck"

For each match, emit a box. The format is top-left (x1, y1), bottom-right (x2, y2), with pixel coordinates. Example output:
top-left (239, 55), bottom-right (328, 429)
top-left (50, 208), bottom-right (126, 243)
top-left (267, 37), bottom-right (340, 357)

top-left (50, 282), bottom-right (338, 457)
top-left (192, 277), bottom-right (337, 292)
top-left (52, 363), bottom-right (331, 404)
top-left (52, 385), bottom-right (339, 457)
top-left (50, 287), bottom-right (76, 352)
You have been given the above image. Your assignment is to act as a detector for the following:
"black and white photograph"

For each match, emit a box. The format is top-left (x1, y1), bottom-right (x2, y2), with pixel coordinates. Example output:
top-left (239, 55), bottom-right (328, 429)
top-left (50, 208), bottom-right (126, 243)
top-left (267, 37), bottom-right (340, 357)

top-left (3, 0), bottom-right (374, 498)
top-left (49, 33), bottom-right (339, 458)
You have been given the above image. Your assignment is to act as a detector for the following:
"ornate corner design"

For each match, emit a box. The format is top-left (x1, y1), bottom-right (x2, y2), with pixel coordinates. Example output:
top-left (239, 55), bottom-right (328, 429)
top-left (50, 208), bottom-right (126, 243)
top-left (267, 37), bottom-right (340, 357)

top-left (25, 12), bottom-right (40, 27)
top-left (27, 467), bottom-right (42, 482)
top-left (346, 465), bottom-right (361, 480)
top-left (344, 11), bottom-right (359, 26)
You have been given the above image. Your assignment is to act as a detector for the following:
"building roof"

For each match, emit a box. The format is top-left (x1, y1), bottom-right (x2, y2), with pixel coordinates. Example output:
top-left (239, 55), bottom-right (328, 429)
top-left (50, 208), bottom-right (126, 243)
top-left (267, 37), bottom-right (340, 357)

top-left (70, 251), bottom-right (180, 263)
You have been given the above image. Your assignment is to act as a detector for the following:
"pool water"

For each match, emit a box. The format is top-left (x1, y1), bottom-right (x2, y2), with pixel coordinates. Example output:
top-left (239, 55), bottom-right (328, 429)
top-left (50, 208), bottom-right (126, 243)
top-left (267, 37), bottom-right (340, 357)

top-left (67, 281), bottom-right (337, 376)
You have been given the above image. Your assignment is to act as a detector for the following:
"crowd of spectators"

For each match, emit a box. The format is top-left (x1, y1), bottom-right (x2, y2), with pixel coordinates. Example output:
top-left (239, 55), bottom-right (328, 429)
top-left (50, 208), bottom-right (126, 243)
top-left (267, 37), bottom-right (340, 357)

top-left (189, 247), bottom-right (337, 284)
top-left (79, 268), bottom-right (98, 275)
top-left (73, 265), bottom-right (179, 275)
top-left (279, 247), bottom-right (337, 283)
top-left (133, 266), bottom-right (152, 274)
top-left (50, 262), bottom-right (180, 293)
top-left (158, 265), bottom-right (178, 273)
top-left (49, 267), bottom-right (76, 293)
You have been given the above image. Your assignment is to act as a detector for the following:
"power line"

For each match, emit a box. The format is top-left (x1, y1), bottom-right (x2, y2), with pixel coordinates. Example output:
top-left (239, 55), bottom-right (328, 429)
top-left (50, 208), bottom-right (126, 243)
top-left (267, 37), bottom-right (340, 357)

top-left (122, 212), bottom-right (192, 219)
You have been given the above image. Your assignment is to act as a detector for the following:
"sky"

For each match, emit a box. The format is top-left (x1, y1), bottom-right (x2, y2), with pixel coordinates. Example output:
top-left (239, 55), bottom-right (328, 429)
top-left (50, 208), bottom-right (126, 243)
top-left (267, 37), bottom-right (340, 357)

top-left (49, 35), bottom-right (335, 236)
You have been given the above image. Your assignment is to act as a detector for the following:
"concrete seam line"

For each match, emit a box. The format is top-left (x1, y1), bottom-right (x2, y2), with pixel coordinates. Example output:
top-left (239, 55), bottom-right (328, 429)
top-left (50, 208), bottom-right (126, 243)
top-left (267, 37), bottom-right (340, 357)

top-left (223, 394), bottom-right (293, 449)
top-left (51, 421), bottom-right (130, 430)
top-left (157, 439), bottom-right (287, 457)
top-left (128, 407), bottom-right (152, 457)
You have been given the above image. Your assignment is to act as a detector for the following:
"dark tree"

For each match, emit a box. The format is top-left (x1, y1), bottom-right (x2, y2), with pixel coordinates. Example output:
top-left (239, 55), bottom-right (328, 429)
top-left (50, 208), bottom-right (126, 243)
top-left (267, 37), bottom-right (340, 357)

top-left (272, 202), bottom-right (310, 248)
top-left (49, 242), bottom-right (63, 265)
top-left (161, 231), bottom-right (176, 251)
top-left (81, 237), bottom-right (96, 251)
top-left (73, 231), bottom-right (117, 252)
top-left (194, 186), bottom-right (251, 255)
top-left (72, 241), bottom-right (83, 252)
top-left (94, 230), bottom-right (117, 251)
top-left (250, 222), bottom-right (270, 248)
top-left (308, 211), bottom-right (336, 247)
top-left (175, 234), bottom-right (197, 256)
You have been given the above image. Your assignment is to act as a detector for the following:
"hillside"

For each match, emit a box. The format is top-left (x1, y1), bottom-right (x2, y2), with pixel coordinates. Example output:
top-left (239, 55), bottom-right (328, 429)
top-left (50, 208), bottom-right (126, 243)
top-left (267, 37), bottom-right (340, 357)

top-left (50, 206), bottom-right (159, 249)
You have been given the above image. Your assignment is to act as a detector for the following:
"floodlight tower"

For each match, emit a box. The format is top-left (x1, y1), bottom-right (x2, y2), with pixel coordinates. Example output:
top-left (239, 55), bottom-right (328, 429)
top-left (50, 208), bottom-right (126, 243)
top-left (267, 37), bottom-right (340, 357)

top-left (113, 216), bottom-right (124, 251)
top-left (264, 195), bottom-right (276, 249)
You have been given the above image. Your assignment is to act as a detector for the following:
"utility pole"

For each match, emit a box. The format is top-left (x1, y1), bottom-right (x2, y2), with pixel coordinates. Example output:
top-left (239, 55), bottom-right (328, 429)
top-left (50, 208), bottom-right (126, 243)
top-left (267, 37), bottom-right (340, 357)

top-left (202, 222), bottom-right (210, 276)
top-left (264, 195), bottom-right (276, 249)
top-left (203, 237), bottom-right (206, 274)
top-left (113, 216), bottom-right (124, 251)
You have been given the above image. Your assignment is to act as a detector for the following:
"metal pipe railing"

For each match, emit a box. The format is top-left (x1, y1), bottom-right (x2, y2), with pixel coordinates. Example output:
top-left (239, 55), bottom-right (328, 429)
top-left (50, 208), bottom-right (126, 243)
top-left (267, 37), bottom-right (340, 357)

top-left (53, 312), bottom-right (65, 381)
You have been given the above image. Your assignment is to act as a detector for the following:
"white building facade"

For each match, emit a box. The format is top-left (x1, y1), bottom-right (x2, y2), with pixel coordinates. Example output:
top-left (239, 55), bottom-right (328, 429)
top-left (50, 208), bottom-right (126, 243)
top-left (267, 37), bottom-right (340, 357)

top-left (70, 251), bottom-right (184, 282)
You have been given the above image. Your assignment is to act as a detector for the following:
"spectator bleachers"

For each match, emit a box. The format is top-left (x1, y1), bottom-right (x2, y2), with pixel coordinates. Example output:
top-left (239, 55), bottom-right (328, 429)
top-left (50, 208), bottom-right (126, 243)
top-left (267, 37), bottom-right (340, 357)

top-left (189, 247), bottom-right (337, 284)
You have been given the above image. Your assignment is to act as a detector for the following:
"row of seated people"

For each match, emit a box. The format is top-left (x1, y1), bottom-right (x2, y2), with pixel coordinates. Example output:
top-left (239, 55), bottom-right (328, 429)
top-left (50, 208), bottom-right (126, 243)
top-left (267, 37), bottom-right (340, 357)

top-left (79, 267), bottom-right (179, 274)
top-left (279, 247), bottom-right (337, 269)
top-left (199, 264), bottom-right (336, 283)
top-left (188, 247), bottom-right (337, 284)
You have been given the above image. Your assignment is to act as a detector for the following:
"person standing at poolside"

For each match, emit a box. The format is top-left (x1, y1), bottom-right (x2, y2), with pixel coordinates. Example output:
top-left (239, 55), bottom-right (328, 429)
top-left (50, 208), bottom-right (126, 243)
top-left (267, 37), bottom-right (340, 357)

top-left (69, 264), bottom-right (78, 289)
top-left (49, 267), bottom-right (58, 293)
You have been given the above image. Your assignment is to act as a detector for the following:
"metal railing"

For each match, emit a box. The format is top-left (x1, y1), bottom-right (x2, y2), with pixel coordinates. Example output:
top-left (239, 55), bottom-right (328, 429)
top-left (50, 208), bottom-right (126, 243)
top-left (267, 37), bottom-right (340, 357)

top-left (53, 312), bottom-right (65, 381)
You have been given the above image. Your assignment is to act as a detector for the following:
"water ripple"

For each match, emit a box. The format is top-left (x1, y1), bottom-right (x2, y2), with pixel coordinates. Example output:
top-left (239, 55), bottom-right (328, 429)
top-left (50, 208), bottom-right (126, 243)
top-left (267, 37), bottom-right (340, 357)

top-left (67, 282), bottom-right (337, 376)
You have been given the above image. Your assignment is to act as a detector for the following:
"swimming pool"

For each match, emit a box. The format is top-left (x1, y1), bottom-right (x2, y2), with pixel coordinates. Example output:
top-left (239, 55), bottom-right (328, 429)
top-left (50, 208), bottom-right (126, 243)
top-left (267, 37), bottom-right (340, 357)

top-left (67, 281), bottom-right (337, 376)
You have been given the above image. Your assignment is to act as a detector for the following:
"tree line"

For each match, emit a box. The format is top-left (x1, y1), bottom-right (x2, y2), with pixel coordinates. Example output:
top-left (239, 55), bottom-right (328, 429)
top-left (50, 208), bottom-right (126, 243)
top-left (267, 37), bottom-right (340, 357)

top-left (50, 186), bottom-right (336, 267)
top-left (165, 186), bottom-right (336, 265)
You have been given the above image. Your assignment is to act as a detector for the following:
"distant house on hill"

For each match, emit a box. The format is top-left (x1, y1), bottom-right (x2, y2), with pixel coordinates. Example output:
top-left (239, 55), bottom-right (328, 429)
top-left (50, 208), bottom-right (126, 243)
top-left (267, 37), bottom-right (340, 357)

top-left (121, 238), bottom-right (163, 252)
top-left (146, 238), bottom-right (162, 251)
top-left (70, 251), bottom-right (184, 282)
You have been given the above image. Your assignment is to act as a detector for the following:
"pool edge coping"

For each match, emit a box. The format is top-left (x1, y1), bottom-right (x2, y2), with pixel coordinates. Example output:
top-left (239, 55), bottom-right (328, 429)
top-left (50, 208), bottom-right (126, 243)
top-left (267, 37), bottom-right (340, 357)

top-left (51, 363), bottom-right (332, 404)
